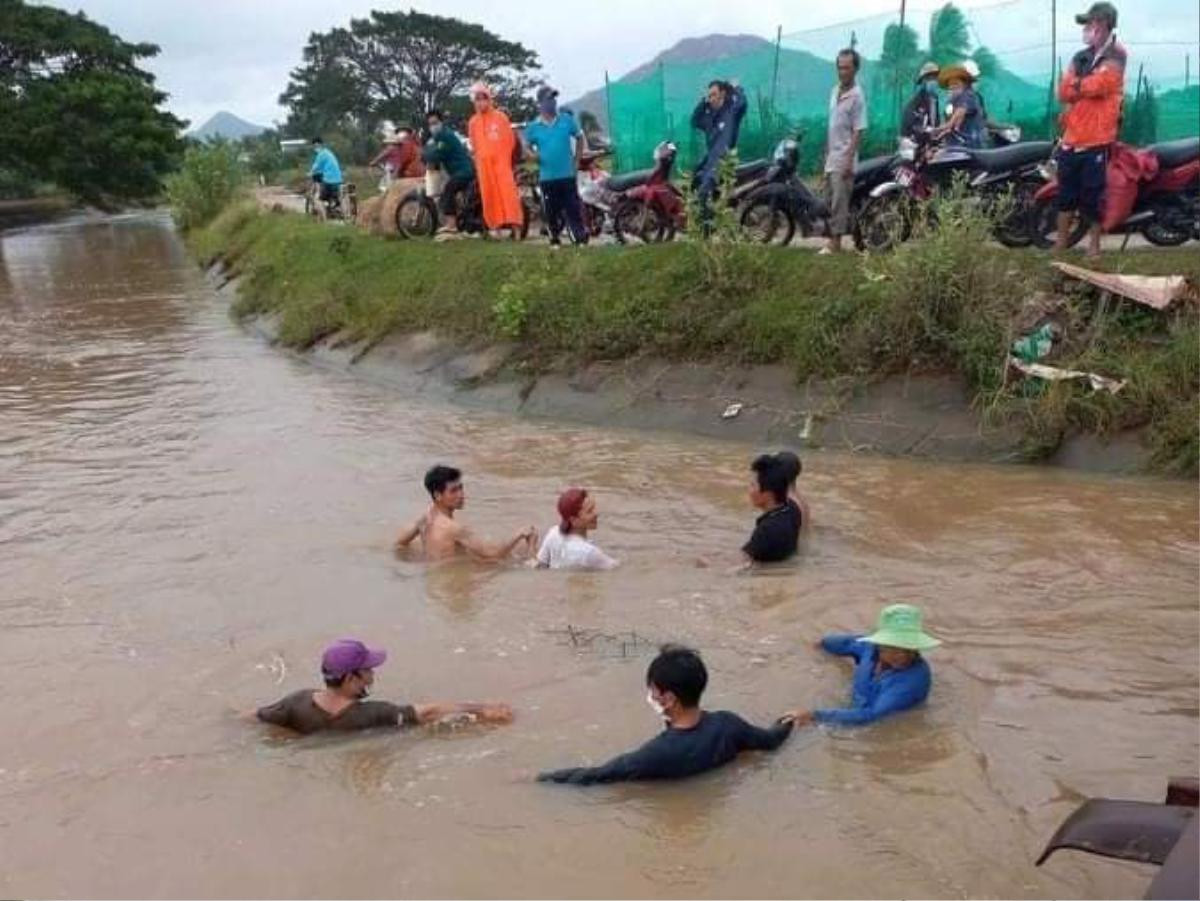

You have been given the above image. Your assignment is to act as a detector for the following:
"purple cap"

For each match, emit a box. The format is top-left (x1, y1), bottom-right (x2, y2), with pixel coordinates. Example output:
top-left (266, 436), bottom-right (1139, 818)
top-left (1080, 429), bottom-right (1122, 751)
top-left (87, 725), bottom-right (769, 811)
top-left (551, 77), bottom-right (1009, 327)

top-left (321, 639), bottom-right (387, 677)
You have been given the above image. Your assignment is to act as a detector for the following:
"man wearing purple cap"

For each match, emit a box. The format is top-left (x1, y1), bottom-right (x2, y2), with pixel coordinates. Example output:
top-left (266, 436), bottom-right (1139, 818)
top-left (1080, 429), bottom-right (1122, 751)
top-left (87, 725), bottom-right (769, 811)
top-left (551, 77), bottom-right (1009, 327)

top-left (256, 639), bottom-right (513, 735)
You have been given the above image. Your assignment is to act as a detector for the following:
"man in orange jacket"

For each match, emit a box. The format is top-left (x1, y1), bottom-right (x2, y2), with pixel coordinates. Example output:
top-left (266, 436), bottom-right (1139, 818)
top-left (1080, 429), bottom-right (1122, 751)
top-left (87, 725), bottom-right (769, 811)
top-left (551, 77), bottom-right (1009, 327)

top-left (467, 82), bottom-right (525, 238)
top-left (1055, 2), bottom-right (1126, 258)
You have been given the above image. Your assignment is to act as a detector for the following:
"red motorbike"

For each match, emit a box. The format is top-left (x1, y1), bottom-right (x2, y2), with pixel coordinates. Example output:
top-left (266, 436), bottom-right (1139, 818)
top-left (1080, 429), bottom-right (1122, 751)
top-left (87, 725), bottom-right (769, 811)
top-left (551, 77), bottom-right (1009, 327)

top-left (1029, 137), bottom-right (1200, 248)
top-left (611, 141), bottom-right (769, 243)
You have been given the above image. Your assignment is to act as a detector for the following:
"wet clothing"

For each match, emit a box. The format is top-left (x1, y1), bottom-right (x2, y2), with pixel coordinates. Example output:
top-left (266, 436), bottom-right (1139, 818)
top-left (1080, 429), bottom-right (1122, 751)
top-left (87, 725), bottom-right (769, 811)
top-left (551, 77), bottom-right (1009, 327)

top-left (813, 635), bottom-right (932, 726)
top-left (825, 83), bottom-right (867, 174)
top-left (1059, 37), bottom-right (1126, 149)
top-left (946, 88), bottom-right (986, 149)
top-left (309, 147), bottom-right (342, 186)
top-left (743, 502), bottom-right (801, 563)
top-left (423, 129), bottom-right (475, 181)
top-left (1056, 145), bottom-right (1108, 222)
top-left (902, 86), bottom-right (940, 138)
top-left (524, 113), bottom-right (581, 183)
top-left (691, 87), bottom-right (749, 180)
top-left (540, 177), bottom-right (588, 245)
top-left (256, 689), bottom-right (418, 735)
top-left (468, 108), bottom-right (524, 229)
top-left (537, 710), bottom-right (793, 784)
top-left (536, 525), bottom-right (616, 569)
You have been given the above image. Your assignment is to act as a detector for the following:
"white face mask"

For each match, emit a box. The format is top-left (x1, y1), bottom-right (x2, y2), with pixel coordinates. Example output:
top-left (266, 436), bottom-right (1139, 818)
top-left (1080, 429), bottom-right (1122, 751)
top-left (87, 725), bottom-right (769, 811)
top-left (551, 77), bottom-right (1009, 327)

top-left (646, 691), bottom-right (667, 718)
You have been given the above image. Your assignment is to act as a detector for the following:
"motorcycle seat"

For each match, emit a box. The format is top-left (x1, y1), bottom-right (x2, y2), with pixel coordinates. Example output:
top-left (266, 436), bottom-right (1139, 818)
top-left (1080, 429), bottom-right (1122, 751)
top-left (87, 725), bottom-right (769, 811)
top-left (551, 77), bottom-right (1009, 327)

top-left (606, 168), bottom-right (654, 192)
top-left (966, 141), bottom-right (1053, 172)
top-left (1148, 137), bottom-right (1200, 170)
top-left (854, 155), bottom-right (894, 179)
top-left (735, 159), bottom-right (769, 181)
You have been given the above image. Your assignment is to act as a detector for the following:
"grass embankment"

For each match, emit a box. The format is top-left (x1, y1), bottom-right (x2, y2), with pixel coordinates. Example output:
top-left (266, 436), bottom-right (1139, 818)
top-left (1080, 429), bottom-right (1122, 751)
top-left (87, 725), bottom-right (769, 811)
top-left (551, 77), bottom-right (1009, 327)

top-left (192, 200), bottom-right (1200, 474)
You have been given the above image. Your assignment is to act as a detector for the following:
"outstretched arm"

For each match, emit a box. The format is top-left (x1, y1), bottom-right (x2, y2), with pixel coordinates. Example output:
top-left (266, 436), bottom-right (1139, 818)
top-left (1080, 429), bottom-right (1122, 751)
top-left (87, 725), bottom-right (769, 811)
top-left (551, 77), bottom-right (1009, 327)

top-left (458, 526), bottom-right (537, 562)
top-left (734, 714), bottom-right (795, 751)
top-left (412, 702), bottom-right (513, 725)
top-left (812, 670), bottom-right (928, 726)
top-left (537, 735), bottom-right (669, 785)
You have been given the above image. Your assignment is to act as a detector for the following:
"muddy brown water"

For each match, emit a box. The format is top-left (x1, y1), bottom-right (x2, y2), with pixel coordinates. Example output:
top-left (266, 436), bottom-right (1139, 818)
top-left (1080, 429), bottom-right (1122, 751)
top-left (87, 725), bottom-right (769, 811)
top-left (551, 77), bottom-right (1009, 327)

top-left (1, 212), bottom-right (1197, 899)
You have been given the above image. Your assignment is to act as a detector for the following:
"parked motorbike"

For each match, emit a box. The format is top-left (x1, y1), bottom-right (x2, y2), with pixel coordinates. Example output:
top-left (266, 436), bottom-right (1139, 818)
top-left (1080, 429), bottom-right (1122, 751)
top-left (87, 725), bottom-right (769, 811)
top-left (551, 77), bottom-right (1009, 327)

top-left (573, 148), bottom-right (656, 242)
top-left (1028, 137), bottom-right (1200, 249)
top-left (394, 163), bottom-right (532, 240)
top-left (854, 128), bottom-right (1053, 251)
top-left (737, 137), bottom-right (829, 245)
top-left (611, 141), bottom-right (770, 244)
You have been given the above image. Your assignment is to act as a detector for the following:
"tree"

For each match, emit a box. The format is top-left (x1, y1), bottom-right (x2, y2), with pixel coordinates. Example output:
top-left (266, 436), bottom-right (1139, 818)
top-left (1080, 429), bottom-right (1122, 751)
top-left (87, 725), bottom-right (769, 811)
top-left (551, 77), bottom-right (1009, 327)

top-left (0, 0), bottom-right (183, 203)
top-left (929, 4), bottom-right (971, 66)
top-left (280, 10), bottom-right (540, 140)
top-left (878, 22), bottom-right (923, 126)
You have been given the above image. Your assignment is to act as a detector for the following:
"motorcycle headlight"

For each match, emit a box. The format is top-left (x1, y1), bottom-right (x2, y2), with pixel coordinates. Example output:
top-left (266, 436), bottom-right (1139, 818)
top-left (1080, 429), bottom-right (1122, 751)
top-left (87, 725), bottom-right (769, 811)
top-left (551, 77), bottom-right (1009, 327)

top-left (773, 139), bottom-right (797, 162)
top-left (1001, 126), bottom-right (1022, 144)
top-left (898, 137), bottom-right (917, 162)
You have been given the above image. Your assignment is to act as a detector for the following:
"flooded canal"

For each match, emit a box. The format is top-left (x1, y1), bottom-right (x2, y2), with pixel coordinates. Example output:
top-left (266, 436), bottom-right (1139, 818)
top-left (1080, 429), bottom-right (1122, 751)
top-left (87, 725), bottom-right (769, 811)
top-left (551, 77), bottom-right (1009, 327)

top-left (1, 212), bottom-right (1197, 898)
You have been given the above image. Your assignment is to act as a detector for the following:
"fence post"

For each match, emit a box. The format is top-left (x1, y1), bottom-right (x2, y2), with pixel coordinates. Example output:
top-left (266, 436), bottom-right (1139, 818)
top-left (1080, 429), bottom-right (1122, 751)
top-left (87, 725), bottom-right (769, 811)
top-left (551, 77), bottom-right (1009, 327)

top-left (770, 25), bottom-right (782, 111)
top-left (604, 70), bottom-right (615, 170)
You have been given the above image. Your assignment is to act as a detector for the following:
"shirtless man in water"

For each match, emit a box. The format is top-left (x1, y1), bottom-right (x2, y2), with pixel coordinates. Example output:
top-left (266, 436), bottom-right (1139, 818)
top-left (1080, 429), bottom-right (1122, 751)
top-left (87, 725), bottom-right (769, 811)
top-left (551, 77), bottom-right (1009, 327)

top-left (395, 464), bottom-right (537, 561)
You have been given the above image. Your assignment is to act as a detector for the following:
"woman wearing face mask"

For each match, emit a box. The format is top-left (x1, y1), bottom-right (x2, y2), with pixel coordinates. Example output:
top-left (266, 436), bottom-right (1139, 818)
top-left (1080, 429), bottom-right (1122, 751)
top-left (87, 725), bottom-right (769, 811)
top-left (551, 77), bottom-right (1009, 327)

top-left (901, 62), bottom-right (941, 139)
top-left (933, 62), bottom-right (986, 149)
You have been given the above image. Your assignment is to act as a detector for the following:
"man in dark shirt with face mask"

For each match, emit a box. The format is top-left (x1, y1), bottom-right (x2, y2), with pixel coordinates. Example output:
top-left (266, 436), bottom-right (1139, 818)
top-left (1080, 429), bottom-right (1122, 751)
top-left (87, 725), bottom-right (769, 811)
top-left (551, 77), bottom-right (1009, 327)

top-left (256, 639), bottom-right (512, 735)
top-left (537, 645), bottom-right (794, 785)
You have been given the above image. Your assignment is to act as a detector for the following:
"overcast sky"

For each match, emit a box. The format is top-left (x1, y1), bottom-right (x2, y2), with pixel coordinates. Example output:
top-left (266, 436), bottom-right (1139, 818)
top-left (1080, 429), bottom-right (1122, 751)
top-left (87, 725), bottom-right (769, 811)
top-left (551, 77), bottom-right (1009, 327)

top-left (37, 0), bottom-right (1199, 130)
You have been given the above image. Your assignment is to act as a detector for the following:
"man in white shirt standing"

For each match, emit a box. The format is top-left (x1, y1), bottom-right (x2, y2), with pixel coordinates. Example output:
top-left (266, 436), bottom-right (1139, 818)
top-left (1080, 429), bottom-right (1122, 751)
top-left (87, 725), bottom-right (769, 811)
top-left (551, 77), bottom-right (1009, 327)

top-left (822, 48), bottom-right (868, 255)
top-left (536, 488), bottom-right (619, 571)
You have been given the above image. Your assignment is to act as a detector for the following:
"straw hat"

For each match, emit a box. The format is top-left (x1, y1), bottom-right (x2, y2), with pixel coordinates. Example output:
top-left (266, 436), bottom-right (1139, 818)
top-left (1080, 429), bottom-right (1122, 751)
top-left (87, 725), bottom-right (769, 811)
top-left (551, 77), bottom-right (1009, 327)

top-left (938, 62), bottom-right (977, 87)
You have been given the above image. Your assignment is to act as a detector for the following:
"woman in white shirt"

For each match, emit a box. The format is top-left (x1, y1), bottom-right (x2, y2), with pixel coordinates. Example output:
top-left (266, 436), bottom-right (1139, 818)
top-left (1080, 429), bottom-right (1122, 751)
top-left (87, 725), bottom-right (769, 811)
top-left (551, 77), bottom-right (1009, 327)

top-left (536, 488), bottom-right (619, 570)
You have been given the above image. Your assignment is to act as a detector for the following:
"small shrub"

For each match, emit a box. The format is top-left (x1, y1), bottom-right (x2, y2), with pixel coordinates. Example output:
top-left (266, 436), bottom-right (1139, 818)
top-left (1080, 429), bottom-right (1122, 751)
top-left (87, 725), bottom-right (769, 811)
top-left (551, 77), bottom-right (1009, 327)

top-left (166, 142), bottom-right (245, 231)
top-left (493, 262), bottom-right (551, 340)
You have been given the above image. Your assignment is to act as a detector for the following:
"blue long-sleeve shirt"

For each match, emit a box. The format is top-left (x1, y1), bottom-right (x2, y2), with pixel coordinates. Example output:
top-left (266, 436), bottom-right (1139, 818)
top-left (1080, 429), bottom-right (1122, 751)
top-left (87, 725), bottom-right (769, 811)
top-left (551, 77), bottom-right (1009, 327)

top-left (813, 634), bottom-right (931, 726)
top-left (537, 710), bottom-right (793, 785)
top-left (309, 147), bottom-right (342, 185)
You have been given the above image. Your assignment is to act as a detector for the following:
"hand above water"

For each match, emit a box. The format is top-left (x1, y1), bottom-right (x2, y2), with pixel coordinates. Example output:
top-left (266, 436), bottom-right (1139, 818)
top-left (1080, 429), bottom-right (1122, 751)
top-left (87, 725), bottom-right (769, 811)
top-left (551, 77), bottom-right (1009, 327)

top-left (780, 710), bottom-right (815, 726)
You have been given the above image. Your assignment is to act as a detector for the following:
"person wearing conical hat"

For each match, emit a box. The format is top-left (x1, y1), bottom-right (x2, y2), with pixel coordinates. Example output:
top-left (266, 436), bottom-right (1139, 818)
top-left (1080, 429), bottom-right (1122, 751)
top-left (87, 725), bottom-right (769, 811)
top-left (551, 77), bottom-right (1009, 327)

top-left (788, 604), bottom-right (942, 726)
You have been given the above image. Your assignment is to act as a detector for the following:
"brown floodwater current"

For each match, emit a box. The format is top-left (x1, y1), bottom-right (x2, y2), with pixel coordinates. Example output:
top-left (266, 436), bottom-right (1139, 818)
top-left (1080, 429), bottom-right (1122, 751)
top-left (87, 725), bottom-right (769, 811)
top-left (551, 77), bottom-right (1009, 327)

top-left (1, 212), bottom-right (1197, 899)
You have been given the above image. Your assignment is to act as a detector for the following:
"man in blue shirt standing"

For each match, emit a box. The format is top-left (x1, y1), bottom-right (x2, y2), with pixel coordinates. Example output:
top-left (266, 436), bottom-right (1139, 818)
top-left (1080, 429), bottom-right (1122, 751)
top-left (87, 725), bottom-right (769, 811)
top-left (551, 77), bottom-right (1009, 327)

top-left (308, 137), bottom-right (343, 212)
top-left (790, 604), bottom-right (941, 726)
top-left (522, 85), bottom-right (587, 246)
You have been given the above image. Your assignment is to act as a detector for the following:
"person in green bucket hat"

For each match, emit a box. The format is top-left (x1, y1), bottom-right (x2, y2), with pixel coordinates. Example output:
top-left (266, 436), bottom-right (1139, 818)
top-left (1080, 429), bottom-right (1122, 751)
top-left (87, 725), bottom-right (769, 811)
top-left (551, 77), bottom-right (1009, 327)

top-left (788, 604), bottom-right (942, 726)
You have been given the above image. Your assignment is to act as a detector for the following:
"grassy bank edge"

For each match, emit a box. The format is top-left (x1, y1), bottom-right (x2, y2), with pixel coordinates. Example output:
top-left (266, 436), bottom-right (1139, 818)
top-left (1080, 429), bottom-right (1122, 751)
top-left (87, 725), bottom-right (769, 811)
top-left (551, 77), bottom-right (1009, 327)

top-left (190, 200), bottom-right (1200, 475)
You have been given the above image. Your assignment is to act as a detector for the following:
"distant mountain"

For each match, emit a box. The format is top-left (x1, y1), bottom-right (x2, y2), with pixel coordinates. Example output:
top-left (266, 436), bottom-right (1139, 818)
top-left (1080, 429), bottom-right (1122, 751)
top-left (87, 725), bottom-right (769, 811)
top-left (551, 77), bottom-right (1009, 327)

top-left (189, 111), bottom-right (268, 141)
top-left (565, 34), bottom-right (774, 128)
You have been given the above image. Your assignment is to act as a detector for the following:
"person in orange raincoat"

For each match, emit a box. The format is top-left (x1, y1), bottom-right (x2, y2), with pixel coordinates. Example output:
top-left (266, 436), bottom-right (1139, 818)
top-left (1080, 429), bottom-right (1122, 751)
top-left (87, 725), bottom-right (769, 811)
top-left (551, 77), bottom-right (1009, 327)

top-left (467, 82), bottom-right (525, 236)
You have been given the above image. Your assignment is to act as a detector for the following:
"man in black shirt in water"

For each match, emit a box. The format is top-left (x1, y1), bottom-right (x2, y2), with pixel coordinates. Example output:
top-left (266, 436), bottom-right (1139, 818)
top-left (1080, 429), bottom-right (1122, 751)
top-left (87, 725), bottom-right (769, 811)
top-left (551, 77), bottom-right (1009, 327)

top-left (743, 454), bottom-right (801, 562)
top-left (538, 645), bottom-right (795, 785)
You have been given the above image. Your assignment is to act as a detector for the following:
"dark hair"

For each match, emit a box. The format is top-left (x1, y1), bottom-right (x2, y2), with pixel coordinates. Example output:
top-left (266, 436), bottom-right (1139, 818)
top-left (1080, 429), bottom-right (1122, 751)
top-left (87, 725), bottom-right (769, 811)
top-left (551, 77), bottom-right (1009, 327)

top-left (310, 136), bottom-right (323, 145)
top-left (837, 48), bottom-right (861, 72)
top-left (751, 454), bottom-right (789, 504)
top-left (424, 464), bottom-right (462, 499)
top-left (646, 644), bottom-right (708, 708)
top-left (425, 109), bottom-right (444, 122)
top-left (707, 79), bottom-right (733, 93)
top-left (775, 450), bottom-right (802, 485)
top-left (322, 669), bottom-right (353, 688)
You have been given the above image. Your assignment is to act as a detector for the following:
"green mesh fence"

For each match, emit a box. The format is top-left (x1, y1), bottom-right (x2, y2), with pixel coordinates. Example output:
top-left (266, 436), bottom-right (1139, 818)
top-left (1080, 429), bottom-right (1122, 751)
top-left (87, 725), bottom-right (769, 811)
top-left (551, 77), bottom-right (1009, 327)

top-left (606, 0), bottom-right (1199, 174)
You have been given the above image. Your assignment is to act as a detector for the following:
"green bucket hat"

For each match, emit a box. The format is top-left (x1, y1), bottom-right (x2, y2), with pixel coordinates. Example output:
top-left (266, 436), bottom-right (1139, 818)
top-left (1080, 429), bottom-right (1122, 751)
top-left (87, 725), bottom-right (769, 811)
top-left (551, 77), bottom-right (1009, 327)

top-left (861, 603), bottom-right (942, 651)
